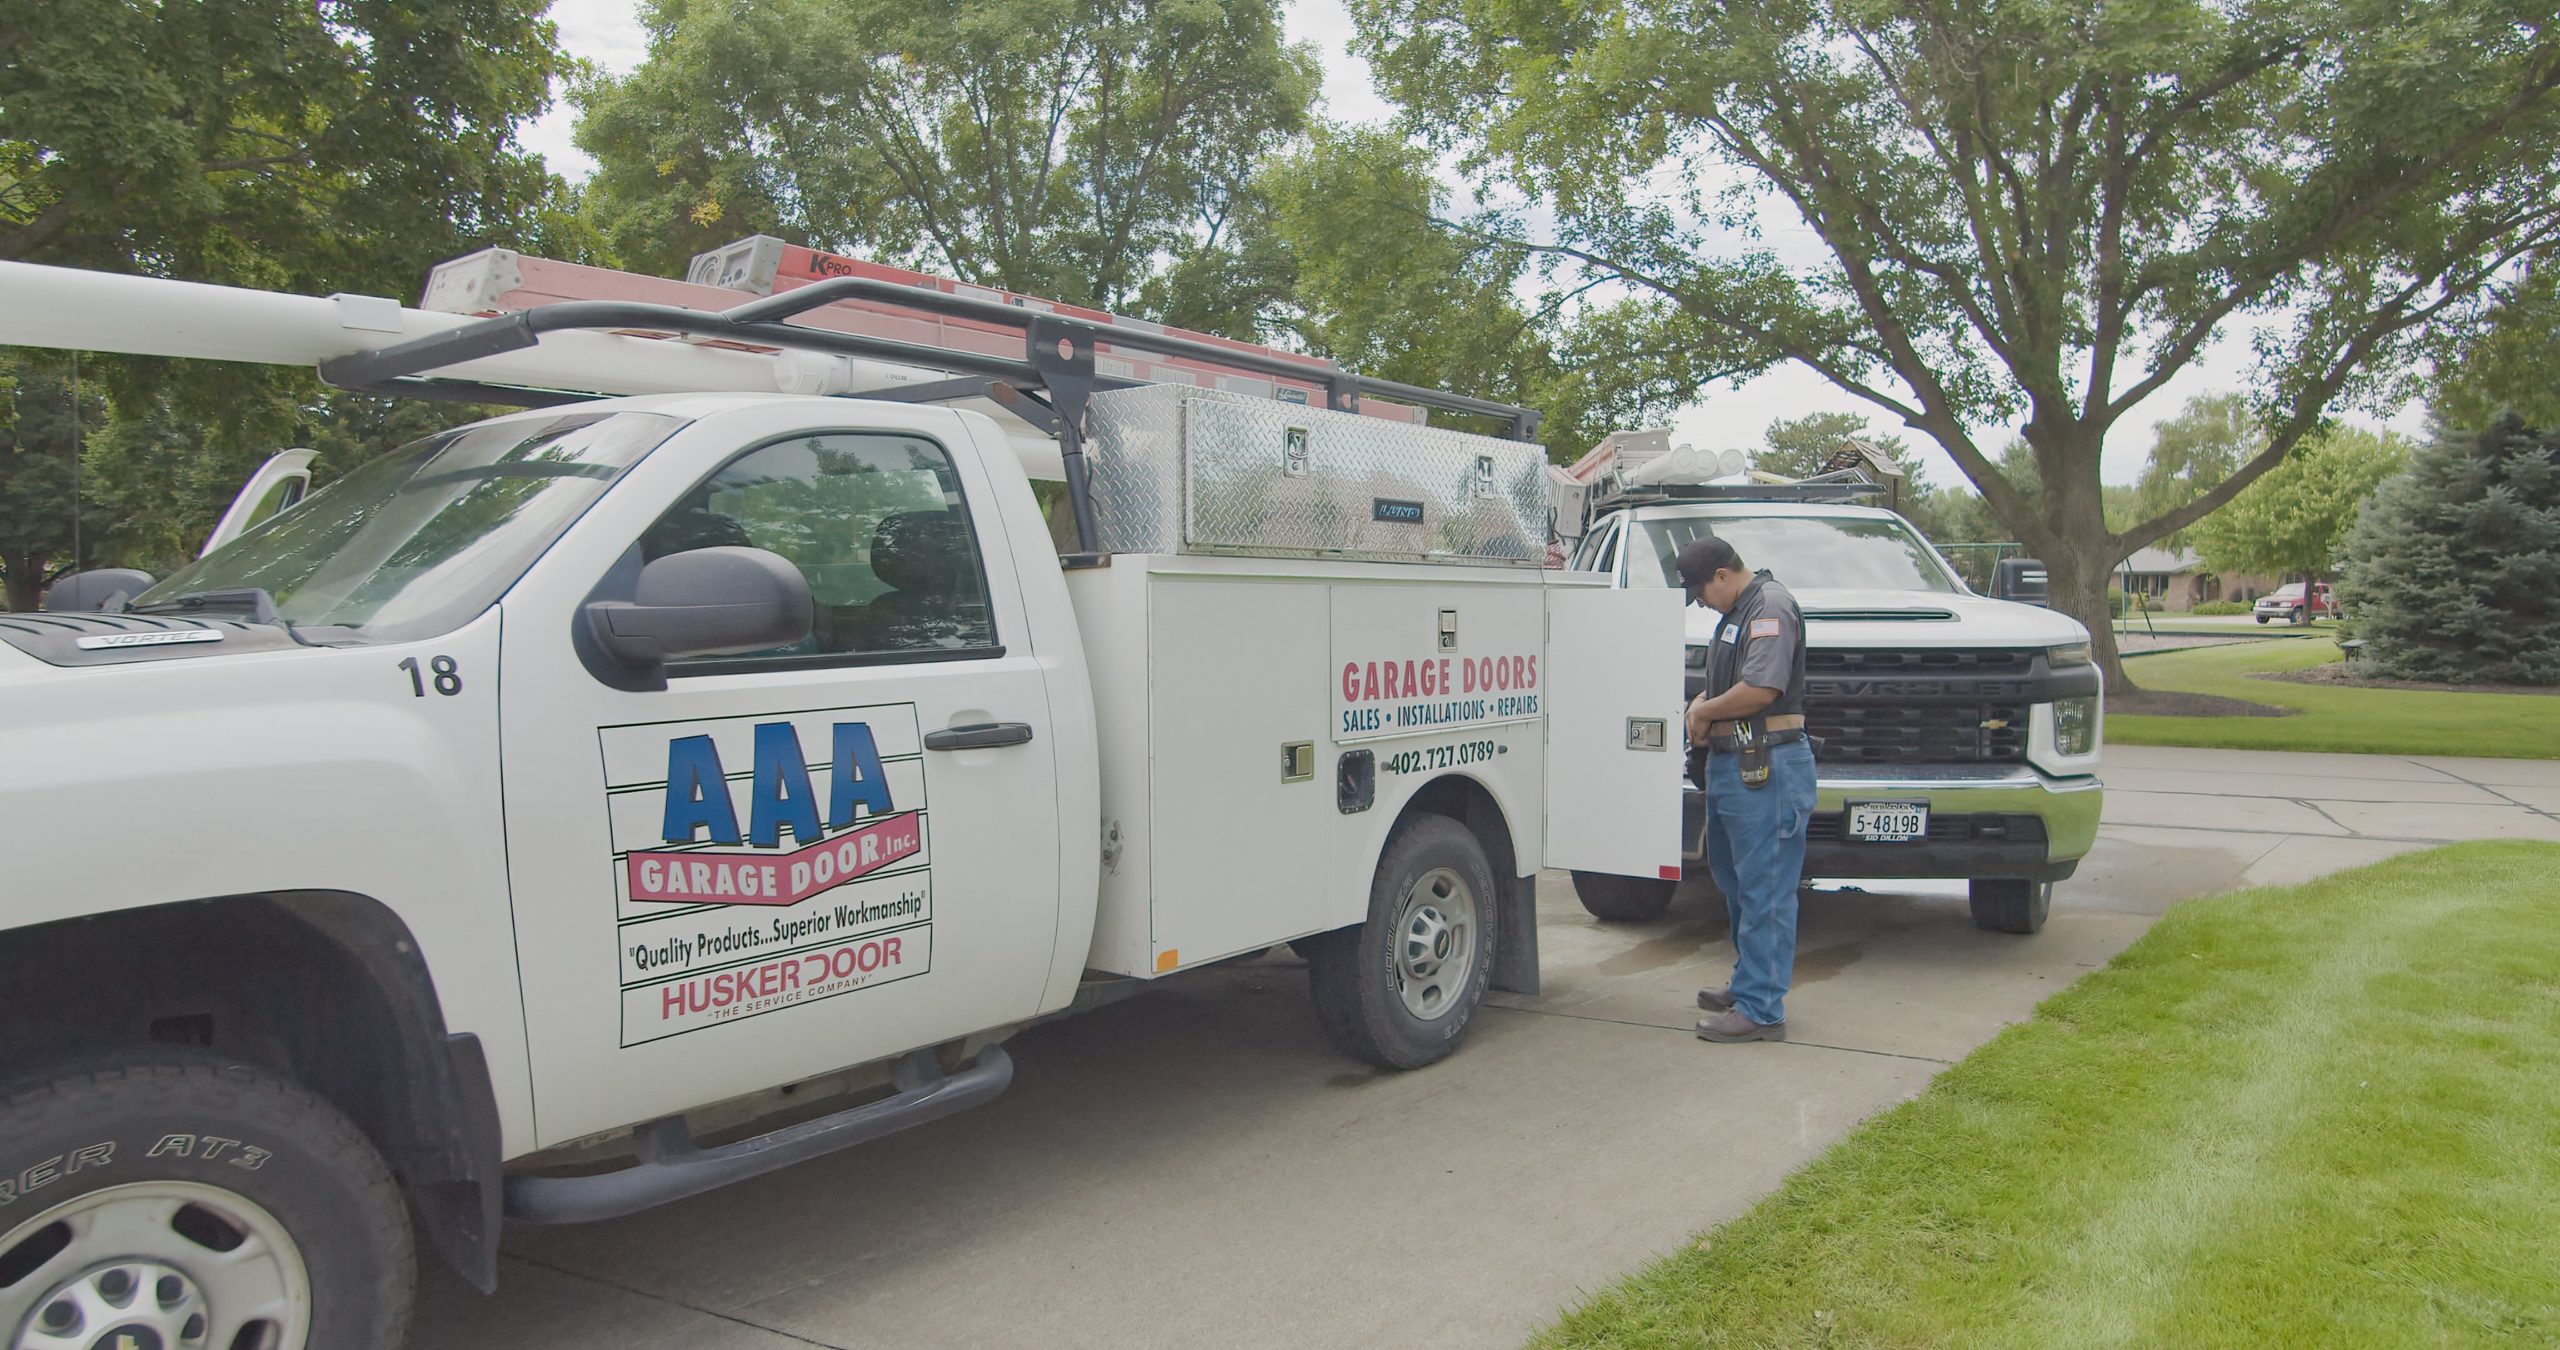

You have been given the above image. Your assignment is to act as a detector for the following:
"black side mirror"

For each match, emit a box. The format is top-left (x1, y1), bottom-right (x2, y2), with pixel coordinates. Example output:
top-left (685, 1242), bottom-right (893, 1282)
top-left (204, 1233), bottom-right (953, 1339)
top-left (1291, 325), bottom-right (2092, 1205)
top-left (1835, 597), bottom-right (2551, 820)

top-left (583, 546), bottom-right (811, 667)
top-left (43, 569), bottom-right (158, 612)
top-left (1991, 558), bottom-right (2050, 607)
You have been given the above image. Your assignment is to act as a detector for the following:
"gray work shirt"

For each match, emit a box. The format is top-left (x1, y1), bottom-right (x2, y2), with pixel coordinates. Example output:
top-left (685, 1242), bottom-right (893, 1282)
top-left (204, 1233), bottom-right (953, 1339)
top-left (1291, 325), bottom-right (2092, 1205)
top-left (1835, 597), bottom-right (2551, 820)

top-left (1704, 572), bottom-right (1807, 717)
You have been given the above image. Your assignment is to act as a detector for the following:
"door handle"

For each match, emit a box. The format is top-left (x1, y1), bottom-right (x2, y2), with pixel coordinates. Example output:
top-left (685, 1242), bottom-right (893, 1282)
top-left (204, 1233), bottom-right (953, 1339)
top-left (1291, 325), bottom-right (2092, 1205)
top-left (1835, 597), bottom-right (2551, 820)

top-left (925, 722), bottom-right (1036, 751)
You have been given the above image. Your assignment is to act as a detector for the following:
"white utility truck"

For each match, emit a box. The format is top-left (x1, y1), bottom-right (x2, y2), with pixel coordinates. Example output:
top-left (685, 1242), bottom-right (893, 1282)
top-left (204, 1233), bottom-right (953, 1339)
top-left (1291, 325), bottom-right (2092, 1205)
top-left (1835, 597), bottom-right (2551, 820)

top-left (1549, 433), bottom-right (2103, 934)
top-left (0, 245), bottom-right (1681, 1349)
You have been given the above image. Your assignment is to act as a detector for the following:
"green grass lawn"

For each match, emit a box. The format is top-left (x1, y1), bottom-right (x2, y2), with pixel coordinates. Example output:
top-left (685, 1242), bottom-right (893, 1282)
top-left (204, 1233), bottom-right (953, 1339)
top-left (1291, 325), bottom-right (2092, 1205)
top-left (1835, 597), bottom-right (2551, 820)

top-left (2106, 639), bottom-right (2560, 758)
top-left (1534, 842), bottom-right (2560, 1349)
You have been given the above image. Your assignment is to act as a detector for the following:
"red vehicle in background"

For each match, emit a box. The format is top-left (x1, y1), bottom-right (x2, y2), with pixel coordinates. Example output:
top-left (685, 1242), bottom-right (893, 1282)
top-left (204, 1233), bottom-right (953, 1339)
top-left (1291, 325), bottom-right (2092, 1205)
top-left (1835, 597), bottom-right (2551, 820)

top-left (2254, 581), bottom-right (2341, 623)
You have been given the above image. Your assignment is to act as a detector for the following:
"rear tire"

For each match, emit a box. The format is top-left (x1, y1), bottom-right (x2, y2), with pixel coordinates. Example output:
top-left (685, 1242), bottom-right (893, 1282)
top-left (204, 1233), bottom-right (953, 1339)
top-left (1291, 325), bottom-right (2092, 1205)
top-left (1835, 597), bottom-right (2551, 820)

top-left (1305, 815), bottom-right (1499, 1069)
top-left (1570, 870), bottom-right (1679, 922)
top-left (1969, 878), bottom-right (2053, 934)
top-left (0, 1053), bottom-right (414, 1350)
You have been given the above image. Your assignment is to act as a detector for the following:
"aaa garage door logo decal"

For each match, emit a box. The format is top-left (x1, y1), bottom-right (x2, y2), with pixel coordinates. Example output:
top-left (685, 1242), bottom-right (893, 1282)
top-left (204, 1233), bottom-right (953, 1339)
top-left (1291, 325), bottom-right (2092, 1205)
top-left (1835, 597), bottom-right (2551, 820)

top-left (600, 704), bottom-right (932, 1046)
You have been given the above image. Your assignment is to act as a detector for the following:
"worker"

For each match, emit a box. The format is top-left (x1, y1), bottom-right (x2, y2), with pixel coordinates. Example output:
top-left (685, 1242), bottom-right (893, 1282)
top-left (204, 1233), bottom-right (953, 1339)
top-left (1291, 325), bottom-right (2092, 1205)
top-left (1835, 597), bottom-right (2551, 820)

top-left (1676, 537), bottom-right (1816, 1043)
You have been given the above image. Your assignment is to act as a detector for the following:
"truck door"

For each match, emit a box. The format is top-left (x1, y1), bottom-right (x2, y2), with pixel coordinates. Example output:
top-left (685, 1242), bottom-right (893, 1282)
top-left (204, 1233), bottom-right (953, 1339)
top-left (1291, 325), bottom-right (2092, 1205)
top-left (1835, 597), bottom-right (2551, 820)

top-left (496, 405), bottom-right (1065, 1145)
top-left (1543, 583), bottom-right (1686, 878)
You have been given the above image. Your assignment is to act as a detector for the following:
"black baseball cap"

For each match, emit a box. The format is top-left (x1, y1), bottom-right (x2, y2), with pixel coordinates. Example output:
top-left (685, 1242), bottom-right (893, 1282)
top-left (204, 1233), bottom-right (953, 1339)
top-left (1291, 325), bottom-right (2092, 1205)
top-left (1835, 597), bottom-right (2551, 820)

top-left (1675, 537), bottom-right (1743, 591)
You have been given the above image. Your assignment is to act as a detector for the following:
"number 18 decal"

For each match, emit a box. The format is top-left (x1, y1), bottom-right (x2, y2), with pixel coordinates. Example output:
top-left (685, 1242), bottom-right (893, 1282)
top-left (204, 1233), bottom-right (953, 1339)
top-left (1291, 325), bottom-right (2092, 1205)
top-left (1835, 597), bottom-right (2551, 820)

top-left (398, 655), bottom-right (464, 697)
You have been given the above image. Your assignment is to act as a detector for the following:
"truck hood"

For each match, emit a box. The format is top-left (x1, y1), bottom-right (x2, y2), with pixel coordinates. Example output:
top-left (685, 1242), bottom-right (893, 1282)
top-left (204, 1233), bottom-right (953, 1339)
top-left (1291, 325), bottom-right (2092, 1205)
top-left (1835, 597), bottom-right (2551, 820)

top-left (1682, 587), bottom-right (2090, 649)
top-left (0, 611), bottom-right (316, 671)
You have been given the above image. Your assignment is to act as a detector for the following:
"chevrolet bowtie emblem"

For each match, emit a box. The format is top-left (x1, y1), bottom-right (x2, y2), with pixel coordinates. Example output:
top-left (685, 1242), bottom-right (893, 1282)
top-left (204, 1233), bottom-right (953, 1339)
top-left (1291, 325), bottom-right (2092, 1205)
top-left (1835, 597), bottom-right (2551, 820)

top-left (1980, 718), bottom-right (2010, 731)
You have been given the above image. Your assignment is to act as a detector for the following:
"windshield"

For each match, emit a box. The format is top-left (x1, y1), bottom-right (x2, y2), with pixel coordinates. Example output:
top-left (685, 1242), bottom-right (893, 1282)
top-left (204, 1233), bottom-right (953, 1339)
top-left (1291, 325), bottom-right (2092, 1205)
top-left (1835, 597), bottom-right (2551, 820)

top-left (1627, 514), bottom-right (1962, 594)
top-left (136, 410), bottom-right (685, 641)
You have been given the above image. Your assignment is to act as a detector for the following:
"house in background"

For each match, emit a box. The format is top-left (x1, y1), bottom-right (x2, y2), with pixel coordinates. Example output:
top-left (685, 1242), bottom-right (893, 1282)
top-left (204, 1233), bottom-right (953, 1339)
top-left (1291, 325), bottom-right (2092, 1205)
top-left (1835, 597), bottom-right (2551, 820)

top-left (2116, 546), bottom-right (2281, 611)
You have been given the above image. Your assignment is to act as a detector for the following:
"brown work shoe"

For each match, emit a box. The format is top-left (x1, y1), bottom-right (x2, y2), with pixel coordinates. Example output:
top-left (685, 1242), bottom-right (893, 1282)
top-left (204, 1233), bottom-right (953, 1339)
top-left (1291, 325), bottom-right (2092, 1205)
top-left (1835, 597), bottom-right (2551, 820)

top-left (1696, 986), bottom-right (1735, 1012)
top-left (1695, 1009), bottom-right (1786, 1043)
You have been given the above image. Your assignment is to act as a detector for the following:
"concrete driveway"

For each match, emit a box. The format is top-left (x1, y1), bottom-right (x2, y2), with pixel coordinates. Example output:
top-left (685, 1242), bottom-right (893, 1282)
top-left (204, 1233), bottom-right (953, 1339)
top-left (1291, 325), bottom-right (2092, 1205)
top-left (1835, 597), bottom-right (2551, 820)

top-left (410, 745), bottom-right (2560, 1350)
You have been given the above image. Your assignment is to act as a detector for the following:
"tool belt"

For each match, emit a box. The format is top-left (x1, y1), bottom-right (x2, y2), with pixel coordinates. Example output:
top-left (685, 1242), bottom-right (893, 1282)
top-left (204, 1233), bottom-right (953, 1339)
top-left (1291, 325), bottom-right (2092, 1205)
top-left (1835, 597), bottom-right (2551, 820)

top-left (1705, 714), bottom-right (1805, 755)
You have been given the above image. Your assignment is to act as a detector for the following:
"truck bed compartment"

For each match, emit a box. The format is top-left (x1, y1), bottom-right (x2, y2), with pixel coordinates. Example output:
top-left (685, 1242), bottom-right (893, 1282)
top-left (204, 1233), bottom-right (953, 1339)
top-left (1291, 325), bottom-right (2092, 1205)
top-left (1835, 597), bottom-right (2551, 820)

top-left (1068, 558), bottom-right (1680, 979)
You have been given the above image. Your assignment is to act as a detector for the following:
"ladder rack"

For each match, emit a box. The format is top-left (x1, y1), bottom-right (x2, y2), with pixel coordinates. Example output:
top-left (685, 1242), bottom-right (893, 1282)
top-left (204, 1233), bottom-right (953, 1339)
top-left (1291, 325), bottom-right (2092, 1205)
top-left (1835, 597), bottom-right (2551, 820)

top-left (1589, 479), bottom-right (1888, 513)
top-left (321, 269), bottom-right (1544, 566)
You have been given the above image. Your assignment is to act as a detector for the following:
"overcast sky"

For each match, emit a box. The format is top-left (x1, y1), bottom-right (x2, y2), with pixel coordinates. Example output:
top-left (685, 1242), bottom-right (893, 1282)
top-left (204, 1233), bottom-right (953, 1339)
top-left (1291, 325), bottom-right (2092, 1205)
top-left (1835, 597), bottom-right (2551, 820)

top-left (520, 0), bottom-right (2417, 488)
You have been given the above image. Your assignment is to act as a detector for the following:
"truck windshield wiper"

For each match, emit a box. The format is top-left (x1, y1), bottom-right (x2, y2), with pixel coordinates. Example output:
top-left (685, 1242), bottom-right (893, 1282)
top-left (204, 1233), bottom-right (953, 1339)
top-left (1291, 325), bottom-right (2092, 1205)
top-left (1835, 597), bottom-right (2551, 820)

top-left (126, 588), bottom-right (286, 626)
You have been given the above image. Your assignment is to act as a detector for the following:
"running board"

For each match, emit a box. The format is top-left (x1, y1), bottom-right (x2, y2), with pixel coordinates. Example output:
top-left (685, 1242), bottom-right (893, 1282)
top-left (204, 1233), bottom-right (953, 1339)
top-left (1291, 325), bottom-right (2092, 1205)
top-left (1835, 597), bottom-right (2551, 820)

top-left (503, 1045), bottom-right (1014, 1224)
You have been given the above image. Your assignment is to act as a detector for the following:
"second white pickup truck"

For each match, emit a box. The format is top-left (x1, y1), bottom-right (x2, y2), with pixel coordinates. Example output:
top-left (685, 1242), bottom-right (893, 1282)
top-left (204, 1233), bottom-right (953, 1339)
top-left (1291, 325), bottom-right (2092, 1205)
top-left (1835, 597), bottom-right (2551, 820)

top-left (1554, 443), bottom-right (2104, 935)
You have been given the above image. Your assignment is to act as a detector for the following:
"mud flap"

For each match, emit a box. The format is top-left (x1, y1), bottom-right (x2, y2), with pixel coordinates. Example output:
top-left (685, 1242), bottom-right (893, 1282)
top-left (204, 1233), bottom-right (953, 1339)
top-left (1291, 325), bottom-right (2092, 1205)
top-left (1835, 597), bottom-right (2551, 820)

top-left (1489, 869), bottom-right (1540, 996)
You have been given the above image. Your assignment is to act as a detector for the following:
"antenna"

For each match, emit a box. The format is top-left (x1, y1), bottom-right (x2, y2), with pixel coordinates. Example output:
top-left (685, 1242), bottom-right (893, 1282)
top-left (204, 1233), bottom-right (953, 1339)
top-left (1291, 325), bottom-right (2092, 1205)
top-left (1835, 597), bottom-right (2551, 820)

top-left (69, 350), bottom-right (81, 576)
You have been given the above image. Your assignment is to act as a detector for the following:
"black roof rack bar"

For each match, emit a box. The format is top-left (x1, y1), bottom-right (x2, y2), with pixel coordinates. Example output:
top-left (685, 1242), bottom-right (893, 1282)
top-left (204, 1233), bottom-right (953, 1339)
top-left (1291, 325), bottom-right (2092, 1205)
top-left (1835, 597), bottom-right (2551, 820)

top-left (730, 276), bottom-right (1550, 435)
top-left (1355, 370), bottom-right (1542, 441)
top-left (1602, 482), bottom-right (1887, 506)
top-left (316, 277), bottom-right (1544, 443)
top-left (722, 276), bottom-right (1375, 416)
top-left (319, 298), bottom-right (1038, 394)
top-left (865, 375), bottom-right (1075, 436)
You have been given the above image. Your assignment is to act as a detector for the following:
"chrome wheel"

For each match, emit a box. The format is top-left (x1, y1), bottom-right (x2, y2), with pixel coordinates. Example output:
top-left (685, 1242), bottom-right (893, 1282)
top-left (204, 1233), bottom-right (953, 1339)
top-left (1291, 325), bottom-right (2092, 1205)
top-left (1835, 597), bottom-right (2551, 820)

top-left (1392, 866), bottom-right (1478, 1021)
top-left (3, 1182), bottom-right (308, 1350)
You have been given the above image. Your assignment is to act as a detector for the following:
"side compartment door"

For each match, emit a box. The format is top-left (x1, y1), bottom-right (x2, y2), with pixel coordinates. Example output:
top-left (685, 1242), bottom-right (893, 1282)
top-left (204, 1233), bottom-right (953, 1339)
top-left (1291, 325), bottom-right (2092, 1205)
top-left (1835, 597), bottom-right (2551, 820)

top-left (1542, 583), bottom-right (1684, 878)
top-left (499, 409), bottom-right (1065, 1145)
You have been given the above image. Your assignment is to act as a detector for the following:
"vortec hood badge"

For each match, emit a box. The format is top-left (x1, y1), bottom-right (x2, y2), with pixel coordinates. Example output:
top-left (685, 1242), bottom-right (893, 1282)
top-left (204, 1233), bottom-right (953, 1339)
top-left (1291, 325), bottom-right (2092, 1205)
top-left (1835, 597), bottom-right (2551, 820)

top-left (74, 629), bottom-right (226, 650)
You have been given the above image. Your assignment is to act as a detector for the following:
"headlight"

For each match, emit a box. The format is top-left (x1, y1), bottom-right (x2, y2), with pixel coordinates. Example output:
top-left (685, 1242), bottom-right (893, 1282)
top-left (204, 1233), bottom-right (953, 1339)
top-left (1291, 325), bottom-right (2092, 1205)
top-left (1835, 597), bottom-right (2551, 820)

top-left (2053, 696), bottom-right (2097, 755)
top-left (2048, 642), bottom-right (2092, 668)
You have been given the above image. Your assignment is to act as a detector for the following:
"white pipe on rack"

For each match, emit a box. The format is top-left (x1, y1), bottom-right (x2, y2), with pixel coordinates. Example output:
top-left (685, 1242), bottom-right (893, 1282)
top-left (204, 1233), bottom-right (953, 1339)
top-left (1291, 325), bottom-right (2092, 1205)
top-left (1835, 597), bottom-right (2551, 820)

top-left (0, 261), bottom-right (1064, 473)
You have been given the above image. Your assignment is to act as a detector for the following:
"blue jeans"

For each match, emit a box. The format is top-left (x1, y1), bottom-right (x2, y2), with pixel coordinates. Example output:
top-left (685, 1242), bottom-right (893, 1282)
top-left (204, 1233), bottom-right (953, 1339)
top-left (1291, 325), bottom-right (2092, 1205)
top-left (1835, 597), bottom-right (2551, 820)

top-left (1703, 739), bottom-right (1817, 1025)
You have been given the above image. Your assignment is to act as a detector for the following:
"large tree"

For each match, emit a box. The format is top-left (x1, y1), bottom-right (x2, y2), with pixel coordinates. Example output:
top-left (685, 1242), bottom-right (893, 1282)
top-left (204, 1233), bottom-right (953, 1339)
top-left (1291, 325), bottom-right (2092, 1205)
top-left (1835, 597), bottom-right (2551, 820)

top-left (1352, 0), bottom-right (2560, 686)
top-left (574, 0), bottom-right (1320, 307)
top-left (2, 0), bottom-right (581, 291)
top-left (2430, 260), bottom-right (2560, 431)
top-left (0, 1), bottom-right (583, 606)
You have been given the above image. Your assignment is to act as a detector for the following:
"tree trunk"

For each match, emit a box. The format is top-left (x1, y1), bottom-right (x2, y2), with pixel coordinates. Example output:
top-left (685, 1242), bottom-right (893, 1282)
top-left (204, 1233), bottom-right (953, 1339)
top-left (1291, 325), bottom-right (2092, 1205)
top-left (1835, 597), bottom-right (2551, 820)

top-left (2003, 426), bottom-right (2136, 692)
top-left (2042, 545), bottom-right (2133, 692)
top-left (2, 553), bottom-right (44, 613)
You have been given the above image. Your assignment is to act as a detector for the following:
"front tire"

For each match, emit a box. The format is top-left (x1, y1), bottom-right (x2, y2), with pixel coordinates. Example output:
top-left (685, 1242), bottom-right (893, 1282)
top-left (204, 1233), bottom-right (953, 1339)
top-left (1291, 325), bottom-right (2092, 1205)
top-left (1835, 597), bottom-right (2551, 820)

top-left (1969, 878), bottom-right (2053, 934)
top-left (0, 1054), bottom-right (414, 1350)
top-left (1570, 870), bottom-right (1679, 922)
top-left (1305, 815), bottom-right (1499, 1069)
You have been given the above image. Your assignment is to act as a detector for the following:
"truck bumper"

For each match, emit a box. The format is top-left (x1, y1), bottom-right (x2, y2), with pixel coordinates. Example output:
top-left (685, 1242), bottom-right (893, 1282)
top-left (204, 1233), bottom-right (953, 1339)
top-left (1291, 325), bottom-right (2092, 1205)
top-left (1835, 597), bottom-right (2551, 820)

top-left (1682, 765), bottom-right (2103, 884)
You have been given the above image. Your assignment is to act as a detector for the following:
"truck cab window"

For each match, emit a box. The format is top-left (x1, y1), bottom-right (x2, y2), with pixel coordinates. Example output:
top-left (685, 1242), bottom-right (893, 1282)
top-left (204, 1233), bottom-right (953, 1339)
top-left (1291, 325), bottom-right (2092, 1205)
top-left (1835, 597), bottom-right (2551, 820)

top-left (645, 431), bottom-right (999, 667)
top-left (1629, 515), bottom-right (1962, 594)
top-left (1572, 520), bottom-right (1619, 574)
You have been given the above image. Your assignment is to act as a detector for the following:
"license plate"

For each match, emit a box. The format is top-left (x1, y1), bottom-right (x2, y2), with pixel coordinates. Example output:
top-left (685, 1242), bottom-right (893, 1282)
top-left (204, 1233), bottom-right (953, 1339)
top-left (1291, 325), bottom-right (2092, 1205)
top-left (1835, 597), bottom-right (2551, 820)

top-left (1847, 801), bottom-right (1928, 842)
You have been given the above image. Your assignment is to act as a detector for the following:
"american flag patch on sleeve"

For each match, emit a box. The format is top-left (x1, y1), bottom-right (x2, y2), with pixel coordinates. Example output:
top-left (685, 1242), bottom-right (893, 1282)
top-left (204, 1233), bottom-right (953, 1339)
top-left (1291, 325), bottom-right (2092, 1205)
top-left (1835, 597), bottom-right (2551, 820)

top-left (1749, 618), bottom-right (1782, 638)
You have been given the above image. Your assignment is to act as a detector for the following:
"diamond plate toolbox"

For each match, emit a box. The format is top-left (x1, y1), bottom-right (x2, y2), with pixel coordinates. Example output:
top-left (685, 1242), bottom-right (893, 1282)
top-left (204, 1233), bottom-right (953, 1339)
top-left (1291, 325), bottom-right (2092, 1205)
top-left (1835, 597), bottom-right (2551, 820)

top-left (1084, 385), bottom-right (1549, 566)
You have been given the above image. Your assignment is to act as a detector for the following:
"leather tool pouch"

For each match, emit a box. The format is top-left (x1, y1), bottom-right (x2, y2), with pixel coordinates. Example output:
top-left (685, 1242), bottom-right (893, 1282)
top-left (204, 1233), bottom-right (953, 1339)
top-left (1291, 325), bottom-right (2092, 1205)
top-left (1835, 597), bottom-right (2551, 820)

top-left (1737, 720), bottom-right (1772, 789)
